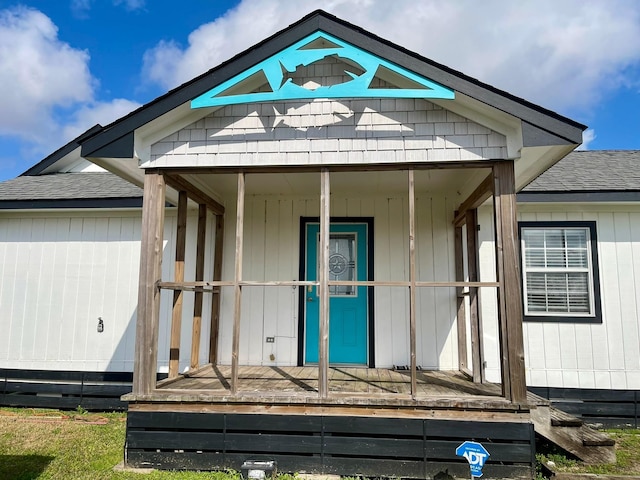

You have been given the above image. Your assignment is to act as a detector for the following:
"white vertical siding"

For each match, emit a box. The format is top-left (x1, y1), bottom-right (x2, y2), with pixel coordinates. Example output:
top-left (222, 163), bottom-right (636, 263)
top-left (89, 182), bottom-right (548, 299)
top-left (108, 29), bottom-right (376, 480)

top-left (0, 213), bottom-right (142, 371)
top-left (0, 210), bottom-right (216, 374)
top-left (476, 206), bottom-right (501, 382)
top-left (1, 190), bottom-right (461, 374)
top-left (214, 191), bottom-right (459, 369)
top-left (478, 204), bottom-right (640, 390)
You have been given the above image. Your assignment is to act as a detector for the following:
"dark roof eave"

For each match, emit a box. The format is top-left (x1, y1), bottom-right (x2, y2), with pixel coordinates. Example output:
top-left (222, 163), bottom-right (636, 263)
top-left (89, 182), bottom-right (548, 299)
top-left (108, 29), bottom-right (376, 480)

top-left (80, 10), bottom-right (586, 159)
top-left (0, 197), bottom-right (144, 210)
top-left (518, 191), bottom-right (640, 203)
top-left (21, 124), bottom-right (103, 176)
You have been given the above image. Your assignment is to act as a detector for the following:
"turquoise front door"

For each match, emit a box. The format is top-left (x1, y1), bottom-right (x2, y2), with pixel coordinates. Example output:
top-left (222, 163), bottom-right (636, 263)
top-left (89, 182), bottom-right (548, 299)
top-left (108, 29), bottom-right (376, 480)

top-left (305, 223), bottom-right (368, 364)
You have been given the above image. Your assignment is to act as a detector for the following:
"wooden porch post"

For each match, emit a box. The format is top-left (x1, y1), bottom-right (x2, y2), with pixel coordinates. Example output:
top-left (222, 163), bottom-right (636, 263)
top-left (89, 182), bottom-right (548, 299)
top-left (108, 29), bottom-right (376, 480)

top-left (454, 223), bottom-right (468, 374)
top-left (492, 161), bottom-right (527, 403)
top-left (209, 214), bottom-right (224, 365)
top-left (318, 169), bottom-right (330, 399)
top-left (466, 209), bottom-right (484, 383)
top-left (231, 172), bottom-right (245, 394)
top-left (133, 170), bottom-right (166, 395)
top-left (190, 204), bottom-right (207, 369)
top-left (408, 169), bottom-right (418, 398)
top-left (168, 190), bottom-right (187, 378)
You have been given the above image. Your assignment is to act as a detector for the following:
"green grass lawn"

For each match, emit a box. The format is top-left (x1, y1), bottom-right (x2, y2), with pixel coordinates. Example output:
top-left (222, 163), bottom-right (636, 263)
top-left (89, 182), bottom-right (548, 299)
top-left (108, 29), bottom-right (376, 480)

top-left (2, 407), bottom-right (639, 479)
top-left (537, 429), bottom-right (640, 478)
top-left (0, 408), bottom-right (243, 480)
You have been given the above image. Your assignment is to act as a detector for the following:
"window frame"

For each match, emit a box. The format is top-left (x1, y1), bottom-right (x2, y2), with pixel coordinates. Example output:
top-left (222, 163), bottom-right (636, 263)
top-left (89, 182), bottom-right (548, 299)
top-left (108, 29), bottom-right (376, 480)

top-left (518, 221), bottom-right (602, 323)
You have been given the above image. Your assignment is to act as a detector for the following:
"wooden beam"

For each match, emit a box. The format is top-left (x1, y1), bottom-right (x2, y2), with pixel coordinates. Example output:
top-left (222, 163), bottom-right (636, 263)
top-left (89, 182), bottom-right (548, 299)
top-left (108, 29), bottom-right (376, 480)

top-left (453, 174), bottom-right (493, 226)
top-left (164, 173), bottom-right (225, 215)
top-left (168, 191), bottom-right (187, 378)
top-left (493, 161), bottom-right (527, 403)
top-left (231, 173), bottom-right (245, 395)
top-left (132, 170), bottom-right (166, 395)
top-left (151, 160), bottom-right (502, 177)
top-left (408, 169), bottom-right (417, 399)
top-left (318, 169), bottom-right (330, 399)
top-left (454, 224), bottom-right (468, 374)
top-left (190, 204), bottom-right (207, 370)
top-left (209, 214), bottom-right (224, 365)
top-left (466, 209), bottom-right (484, 383)
top-left (159, 280), bottom-right (499, 289)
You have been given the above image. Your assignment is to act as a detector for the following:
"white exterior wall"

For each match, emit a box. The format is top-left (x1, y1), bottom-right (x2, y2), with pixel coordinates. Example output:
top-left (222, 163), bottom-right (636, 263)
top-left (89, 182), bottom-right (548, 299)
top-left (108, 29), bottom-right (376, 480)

top-left (478, 203), bottom-right (640, 390)
top-left (215, 192), bottom-right (459, 370)
top-left (0, 209), bottom-right (216, 373)
top-left (0, 194), bottom-right (459, 373)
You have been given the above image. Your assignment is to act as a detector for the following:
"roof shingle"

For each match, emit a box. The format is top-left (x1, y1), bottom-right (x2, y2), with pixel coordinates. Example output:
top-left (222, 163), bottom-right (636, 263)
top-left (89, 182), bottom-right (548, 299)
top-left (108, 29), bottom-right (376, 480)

top-left (0, 172), bottom-right (142, 201)
top-left (524, 150), bottom-right (640, 192)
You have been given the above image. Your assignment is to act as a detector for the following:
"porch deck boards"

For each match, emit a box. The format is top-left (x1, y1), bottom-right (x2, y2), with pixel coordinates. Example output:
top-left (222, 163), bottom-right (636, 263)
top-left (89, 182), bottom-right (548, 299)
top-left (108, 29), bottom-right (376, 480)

top-left (159, 365), bottom-right (503, 398)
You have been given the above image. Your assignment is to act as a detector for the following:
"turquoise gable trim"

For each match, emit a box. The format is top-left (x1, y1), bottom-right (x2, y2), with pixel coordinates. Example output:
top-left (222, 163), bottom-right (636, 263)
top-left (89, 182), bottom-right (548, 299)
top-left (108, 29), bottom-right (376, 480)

top-left (191, 31), bottom-right (454, 108)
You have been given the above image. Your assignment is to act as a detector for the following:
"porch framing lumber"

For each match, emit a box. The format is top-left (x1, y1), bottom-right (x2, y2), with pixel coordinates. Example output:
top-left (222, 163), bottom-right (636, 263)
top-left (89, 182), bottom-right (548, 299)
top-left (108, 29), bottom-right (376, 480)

top-left (454, 224), bottom-right (468, 374)
top-left (453, 174), bottom-right (493, 226)
top-left (164, 173), bottom-right (225, 215)
top-left (318, 169), bottom-right (330, 399)
top-left (209, 214), bottom-right (224, 365)
top-left (169, 190), bottom-right (187, 378)
top-left (133, 170), bottom-right (166, 395)
top-left (408, 169), bottom-right (418, 398)
top-left (492, 161), bottom-right (527, 403)
top-left (231, 172), bottom-right (245, 395)
top-left (466, 208), bottom-right (484, 383)
top-left (190, 204), bottom-right (207, 369)
top-left (158, 280), bottom-right (499, 290)
top-left (155, 161), bottom-right (500, 177)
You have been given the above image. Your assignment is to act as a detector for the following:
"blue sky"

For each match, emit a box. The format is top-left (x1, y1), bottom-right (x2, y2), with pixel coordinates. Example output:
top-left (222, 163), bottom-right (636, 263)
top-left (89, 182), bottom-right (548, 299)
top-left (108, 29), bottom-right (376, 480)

top-left (1, 0), bottom-right (639, 181)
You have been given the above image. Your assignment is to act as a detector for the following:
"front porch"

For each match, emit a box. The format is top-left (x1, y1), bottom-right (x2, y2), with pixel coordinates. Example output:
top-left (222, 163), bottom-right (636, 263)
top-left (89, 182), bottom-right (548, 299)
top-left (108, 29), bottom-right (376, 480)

top-left (133, 162), bottom-right (527, 403)
top-left (125, 162), bottom-right (533, 477)
top-left (126, 364), bottom-right (511, 407)
top-left (125, 366), bottom-right (538, 479)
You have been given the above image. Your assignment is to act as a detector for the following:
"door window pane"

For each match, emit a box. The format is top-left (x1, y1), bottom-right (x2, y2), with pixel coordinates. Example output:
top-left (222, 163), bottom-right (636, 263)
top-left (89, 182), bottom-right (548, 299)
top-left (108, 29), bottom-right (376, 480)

top-left (327, 233), bottom-right (356, 296)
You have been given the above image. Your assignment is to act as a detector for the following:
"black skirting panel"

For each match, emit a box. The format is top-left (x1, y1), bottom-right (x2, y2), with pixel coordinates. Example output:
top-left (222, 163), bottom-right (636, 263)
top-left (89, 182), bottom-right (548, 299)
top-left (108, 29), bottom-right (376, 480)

top-left (126, 411), bottom-right (535, 479)
top-left (0, 369), bottom-right (163, 411)
top-left (530, 387), bottom-right (640, 429)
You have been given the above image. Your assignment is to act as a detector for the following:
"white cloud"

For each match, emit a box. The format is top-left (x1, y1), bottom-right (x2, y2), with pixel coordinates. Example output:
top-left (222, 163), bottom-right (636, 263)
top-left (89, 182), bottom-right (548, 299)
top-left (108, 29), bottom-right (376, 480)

top-left (71, 0), bottom-right (146, 17)
top-left (0, 7), bottom-right (94, 138)
top-left (576, 129), bottom-right (596, 150)
top-left (70, 0), bottom-right (91, 18)
top-left (113, 0), bottom-right (146, 12)
top-left (0, 6), bottom-right (140, 161)
top-left (62, 98), bottom-right (142, 141)
top-left (142, 0), bottom-right (640, 116)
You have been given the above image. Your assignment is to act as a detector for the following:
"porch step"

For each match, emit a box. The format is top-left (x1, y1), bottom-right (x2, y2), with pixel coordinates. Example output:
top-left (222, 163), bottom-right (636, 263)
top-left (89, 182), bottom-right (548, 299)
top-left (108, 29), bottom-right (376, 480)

top-left (551, 408), bottom-right (584, 427)
top-left (582, 427), bottom-right (615, 447)
top-left (531, 405), bottom-right (616, 464)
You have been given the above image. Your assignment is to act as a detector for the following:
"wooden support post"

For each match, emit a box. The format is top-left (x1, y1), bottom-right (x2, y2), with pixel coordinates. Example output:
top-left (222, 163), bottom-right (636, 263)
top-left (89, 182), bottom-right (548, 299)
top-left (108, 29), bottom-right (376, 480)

top-left (492, 161), bottom-right (527, 403)
top-left (133, 170), bottom-right (166, 395)
top-left (318, 169), bottom-right (330, 399)
top-left (209, 214), bottom-right (224, 365)
top-left (164, 174), bottom-right (225, 215)
top-left (168, 191), bottom-right (187, 378)
top-left (466, 209), bottom-right (484, 383)
top-left (231, 173), bottom-right (245, 395)
top-left (190, 204), bottom-right (207, 369)
top-left (408, 169), bottom-right (417, 399)
top-left (453, 173), bottom-right (493, 226)
top-left (454, 222), bottom-right (468, 374)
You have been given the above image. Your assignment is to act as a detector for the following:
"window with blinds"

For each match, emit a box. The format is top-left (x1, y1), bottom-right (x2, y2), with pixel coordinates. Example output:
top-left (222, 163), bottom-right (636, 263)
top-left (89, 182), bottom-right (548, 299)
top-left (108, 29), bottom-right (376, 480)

top-left (519, 222), bottom-right (601, 322)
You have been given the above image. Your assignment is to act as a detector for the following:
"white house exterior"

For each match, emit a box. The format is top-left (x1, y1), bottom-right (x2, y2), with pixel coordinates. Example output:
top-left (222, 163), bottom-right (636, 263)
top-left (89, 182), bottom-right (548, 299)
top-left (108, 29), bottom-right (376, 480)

top-left (1, 9), bottom-right (634, 476)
